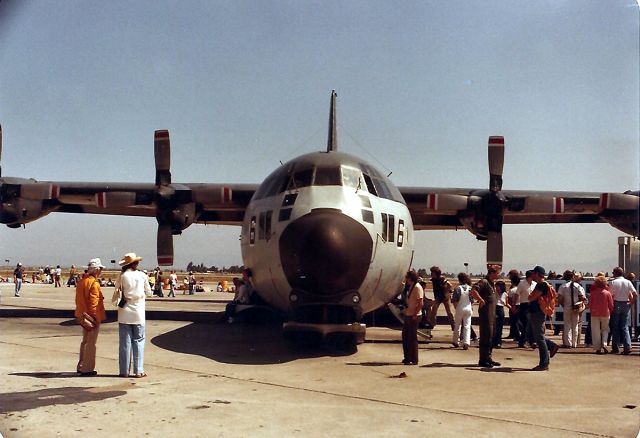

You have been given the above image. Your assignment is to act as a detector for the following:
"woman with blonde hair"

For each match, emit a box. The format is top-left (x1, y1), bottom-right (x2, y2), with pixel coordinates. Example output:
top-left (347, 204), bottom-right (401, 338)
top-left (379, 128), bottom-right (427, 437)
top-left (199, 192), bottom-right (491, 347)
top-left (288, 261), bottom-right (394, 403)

top-left (589, 275), bottom-right (614, 354)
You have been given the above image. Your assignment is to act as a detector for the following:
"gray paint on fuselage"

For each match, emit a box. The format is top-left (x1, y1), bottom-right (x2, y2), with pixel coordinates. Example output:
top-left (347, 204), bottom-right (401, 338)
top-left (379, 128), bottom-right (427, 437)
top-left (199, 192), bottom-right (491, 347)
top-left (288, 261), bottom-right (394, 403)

top-left (240, 151), bottom-right (414, 317)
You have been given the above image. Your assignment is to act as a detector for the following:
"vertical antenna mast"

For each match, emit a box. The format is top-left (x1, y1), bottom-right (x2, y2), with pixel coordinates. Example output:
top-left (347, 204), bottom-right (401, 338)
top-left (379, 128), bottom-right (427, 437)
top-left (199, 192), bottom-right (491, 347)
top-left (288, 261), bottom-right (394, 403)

top-left (326, 90), bottom-right (337, 152)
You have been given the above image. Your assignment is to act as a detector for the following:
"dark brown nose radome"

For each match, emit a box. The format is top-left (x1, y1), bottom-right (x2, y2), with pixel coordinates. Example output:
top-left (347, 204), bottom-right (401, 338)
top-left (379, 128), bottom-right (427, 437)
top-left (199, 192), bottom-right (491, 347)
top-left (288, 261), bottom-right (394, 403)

top-left (279, 209), bottom-right (373, 297)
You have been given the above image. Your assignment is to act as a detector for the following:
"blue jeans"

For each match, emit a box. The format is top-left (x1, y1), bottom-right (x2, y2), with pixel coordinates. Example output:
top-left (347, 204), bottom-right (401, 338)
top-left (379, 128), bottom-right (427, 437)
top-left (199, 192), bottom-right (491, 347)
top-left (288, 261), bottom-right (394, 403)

top-left (611, 301), bottom-right (631, 351)
top-left (119, 323), bottom-right (145, 376)
top-left (15, 278), bottom-right (22, 296)
top-left (528, 311), bottom-right (557, 367)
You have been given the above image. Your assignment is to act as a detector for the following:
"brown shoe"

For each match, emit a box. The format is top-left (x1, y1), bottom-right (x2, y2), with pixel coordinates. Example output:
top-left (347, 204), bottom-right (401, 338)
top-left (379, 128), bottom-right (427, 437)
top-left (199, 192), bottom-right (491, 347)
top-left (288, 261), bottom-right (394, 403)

top-left (532, 365), bottom-right (549, 371)
top-left (549, 344), bottom-right (559, 358)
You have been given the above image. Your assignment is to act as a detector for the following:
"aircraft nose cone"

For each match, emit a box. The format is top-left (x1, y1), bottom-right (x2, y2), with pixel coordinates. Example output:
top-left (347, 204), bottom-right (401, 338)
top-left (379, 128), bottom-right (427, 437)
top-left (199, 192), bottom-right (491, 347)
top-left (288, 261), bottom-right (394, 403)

top-left (279, 209), bottom-right (373, 296)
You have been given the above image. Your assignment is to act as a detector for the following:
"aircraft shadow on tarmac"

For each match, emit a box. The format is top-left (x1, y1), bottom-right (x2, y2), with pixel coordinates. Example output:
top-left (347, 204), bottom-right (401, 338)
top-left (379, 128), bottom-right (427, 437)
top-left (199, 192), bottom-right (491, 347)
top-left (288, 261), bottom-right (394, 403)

top-left (150, 321), bottom-right (355, 365)
top-left (0, 386), bottom-right (126, 414)
top-left (423, 362), bottom-right (532, 372)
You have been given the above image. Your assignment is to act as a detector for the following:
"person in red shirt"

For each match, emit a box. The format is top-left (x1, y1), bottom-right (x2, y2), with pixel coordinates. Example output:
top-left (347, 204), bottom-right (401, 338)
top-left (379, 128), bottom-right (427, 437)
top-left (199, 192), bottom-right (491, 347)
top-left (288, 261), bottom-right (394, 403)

top-left (589, 275), bottom-right (614, 354)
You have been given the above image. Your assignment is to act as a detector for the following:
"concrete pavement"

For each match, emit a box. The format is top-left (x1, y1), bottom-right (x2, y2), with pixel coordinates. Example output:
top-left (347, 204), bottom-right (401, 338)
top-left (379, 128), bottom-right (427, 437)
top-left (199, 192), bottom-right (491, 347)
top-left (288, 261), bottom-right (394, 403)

top-left (0, 284), bottom-right (639, 437)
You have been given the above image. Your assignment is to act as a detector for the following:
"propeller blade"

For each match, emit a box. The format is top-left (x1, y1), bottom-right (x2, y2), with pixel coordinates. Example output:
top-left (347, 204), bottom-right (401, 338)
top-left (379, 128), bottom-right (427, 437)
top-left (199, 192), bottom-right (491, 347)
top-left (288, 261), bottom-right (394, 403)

top-left (154, 130), bottom-right (171, 186)
top-left (157, 224), bottom-right (174, 266)
top-left (488, 136), bottom-right (504, 192)
top-left (486, 231), bottom-right (503, 266)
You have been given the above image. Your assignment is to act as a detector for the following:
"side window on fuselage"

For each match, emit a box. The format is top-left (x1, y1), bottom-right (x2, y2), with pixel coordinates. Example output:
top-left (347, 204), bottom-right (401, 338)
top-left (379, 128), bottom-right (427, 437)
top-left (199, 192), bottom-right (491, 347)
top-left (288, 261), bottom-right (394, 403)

top-left (258, 210), bottom-right (273, 241)
top-left (397, 219), bottom-right (404, 248)
top-left (249, 216), bottom-right (256, 245)
top-left (381, 213), bottom-right (395, 243)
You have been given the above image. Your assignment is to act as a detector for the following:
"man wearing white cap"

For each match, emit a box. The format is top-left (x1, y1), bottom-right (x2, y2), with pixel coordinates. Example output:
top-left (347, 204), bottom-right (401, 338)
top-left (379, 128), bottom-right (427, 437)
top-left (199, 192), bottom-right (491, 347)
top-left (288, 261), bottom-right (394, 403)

top-left (115, 252), bottom-right (152, 378)
top-left (74, 258), bottom-right (106, 376)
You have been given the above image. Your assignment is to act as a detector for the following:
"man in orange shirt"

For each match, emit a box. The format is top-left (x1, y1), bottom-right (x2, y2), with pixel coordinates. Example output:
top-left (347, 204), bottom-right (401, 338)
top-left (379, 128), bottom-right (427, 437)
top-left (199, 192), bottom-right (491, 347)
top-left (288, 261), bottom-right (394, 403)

top-left (75, 258), bottom-right (107, 376)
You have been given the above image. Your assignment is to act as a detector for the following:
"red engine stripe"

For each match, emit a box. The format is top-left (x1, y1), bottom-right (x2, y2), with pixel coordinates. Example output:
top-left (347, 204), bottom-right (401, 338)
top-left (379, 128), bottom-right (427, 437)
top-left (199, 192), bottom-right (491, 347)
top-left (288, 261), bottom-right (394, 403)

top-left (554, 198), bottom-right (564, 213)
top-left (600, 193), bottom-right (608, 209)
top-left (488, 136), bottom-right (504, 145)
top-left (158, 256), bottom-right (173, 265)
top-left (155, 130), bottom-right (169, 140)
top-left (427, 194), bottom-right (437, 210)
top-left (96, 193), bottom-right (106, 208)
top-left (222, 187), bottom-right (231, 203)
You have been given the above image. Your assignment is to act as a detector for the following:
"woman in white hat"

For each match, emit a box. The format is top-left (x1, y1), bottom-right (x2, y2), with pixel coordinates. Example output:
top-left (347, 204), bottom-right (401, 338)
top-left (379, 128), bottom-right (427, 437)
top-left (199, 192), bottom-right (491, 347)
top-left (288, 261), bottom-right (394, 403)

top-left (115, 253), bottom-right (152, 378)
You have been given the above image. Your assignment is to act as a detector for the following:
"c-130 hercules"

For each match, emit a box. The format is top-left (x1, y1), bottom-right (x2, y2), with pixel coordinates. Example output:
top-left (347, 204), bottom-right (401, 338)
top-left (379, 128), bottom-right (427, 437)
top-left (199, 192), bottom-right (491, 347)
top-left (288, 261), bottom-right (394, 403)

top-left (1, 91), bottom-right (638, 345)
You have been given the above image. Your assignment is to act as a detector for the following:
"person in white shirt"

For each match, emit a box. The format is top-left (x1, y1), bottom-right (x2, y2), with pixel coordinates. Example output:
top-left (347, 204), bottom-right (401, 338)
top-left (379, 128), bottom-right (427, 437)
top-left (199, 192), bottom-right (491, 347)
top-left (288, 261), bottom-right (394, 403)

top-left (506, 269), bottom-right (521, 340)
top-left (493, 280), bottom-right (511, 348)
top-left (515, 270), bottom-right (536, 348)
top-left (557, 270), bottom-right (587, 348)
top-left (54, 265), bottom-right (62, 287)
top-left (115, 252), bottom-right (152, 377)
top-left (168, 271), bottom-right (178, 297)
top-left (451, 272), bottom-right (473, 350)
top-left (609, 267), bottom-right (638, 354)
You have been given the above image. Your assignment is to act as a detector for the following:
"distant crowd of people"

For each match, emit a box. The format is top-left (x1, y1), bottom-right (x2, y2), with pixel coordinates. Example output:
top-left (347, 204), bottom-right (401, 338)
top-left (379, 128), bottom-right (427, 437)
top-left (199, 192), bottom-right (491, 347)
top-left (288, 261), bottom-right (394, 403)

top-left (401, 264), bottom-right (638, 370)
top-left (6, 263), bottom-right (229, 299)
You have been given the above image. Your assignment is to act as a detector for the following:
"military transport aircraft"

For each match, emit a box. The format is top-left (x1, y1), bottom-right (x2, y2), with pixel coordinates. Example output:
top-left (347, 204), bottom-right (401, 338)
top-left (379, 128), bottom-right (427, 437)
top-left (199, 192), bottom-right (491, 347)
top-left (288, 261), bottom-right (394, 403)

top-left (1, 91), bottom-right (638, 344)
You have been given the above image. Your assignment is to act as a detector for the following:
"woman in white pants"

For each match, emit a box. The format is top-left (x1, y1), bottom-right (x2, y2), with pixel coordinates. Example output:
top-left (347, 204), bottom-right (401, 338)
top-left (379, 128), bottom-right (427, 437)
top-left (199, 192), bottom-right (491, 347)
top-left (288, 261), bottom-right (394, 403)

top-left (452, 272), bottom-right (473, 350)
top-left (589, 275), bottom-right (614, 354)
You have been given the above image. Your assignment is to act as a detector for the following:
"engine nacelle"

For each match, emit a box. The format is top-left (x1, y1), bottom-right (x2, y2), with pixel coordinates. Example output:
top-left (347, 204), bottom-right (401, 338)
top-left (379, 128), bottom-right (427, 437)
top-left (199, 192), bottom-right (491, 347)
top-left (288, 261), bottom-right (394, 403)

top-left (0, 198), bottom-right (50, 226)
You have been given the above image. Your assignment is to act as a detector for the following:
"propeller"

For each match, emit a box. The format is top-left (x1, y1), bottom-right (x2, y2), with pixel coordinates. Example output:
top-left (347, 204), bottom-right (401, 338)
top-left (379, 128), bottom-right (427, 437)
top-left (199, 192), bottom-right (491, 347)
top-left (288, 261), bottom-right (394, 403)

top-left (157, 224), bottom-right (174, 266)
top-left (484, 136), bottom-right (505, 266)
top-left (488, 136), bottom-right (504, 192)
top-left (154, 130), bottom-right (175, 266)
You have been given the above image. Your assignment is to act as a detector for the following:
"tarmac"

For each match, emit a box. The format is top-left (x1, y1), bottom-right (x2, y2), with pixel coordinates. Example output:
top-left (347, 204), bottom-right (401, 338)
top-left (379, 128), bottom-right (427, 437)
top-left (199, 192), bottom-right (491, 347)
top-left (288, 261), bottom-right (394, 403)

top-left (0, 283), bottom-right (639, 437)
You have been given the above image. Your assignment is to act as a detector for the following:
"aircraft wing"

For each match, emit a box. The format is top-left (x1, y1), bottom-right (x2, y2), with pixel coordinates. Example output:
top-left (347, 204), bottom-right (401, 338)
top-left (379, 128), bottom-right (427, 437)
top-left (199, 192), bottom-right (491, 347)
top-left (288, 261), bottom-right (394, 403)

top-left (400, 185), bottom-right (639, 263)
top-left (397, 137), bottom-right (639, 266)
top-left (0, 177), bottom-right (257, 264)
top-left (0, 178), bottom-right (256, 224)
top-left (0, 128), bottom-right (260, 265)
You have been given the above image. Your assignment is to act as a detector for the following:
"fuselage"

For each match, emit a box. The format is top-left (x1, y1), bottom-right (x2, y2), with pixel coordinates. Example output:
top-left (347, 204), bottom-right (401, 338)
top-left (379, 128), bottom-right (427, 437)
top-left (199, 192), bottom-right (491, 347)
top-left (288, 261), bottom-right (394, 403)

top-left (241, 150), bottom-right (414, 324)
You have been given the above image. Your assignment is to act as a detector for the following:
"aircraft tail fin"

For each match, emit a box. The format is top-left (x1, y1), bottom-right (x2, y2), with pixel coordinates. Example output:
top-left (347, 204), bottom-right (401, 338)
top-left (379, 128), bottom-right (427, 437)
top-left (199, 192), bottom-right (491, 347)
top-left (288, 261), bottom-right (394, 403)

top-left (326, 90), bottom-right (337, 152)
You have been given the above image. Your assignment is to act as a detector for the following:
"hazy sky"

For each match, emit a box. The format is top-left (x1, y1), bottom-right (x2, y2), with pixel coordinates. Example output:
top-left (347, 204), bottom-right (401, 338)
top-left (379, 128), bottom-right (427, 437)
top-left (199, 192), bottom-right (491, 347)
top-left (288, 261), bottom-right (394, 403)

top-left (0, 1), bottom-right (638, 274)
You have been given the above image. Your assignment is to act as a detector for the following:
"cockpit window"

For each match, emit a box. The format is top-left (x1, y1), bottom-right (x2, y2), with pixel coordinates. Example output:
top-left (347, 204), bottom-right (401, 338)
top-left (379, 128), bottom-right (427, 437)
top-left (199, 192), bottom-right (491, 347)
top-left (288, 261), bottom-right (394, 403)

top-left (342, 167), bottom-right (361, 189)
top-left (253, 160), bottom-right (405, 204)
top-left (362, 173), bottom-right (377, 196)
top-left (287, 168), bottom-right (314, 190)
top-left (253, 164), bottom-right (291, 200)
top-left (314, 167), bottom-right (342, 186)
